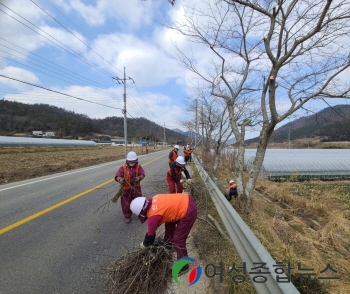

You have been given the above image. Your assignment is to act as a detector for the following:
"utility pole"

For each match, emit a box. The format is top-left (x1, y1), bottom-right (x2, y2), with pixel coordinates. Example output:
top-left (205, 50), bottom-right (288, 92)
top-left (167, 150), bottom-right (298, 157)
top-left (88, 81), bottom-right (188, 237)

top-left (201, 106), bottom-right (204, 157)
top-left (113, 67), bottom-right (134, 157)
top-left (288, 129), bottom-right (291, 149)
top-left (163, 123), bottom-right (166, 149)
top-left (195, 99), bottom-right (198, 148)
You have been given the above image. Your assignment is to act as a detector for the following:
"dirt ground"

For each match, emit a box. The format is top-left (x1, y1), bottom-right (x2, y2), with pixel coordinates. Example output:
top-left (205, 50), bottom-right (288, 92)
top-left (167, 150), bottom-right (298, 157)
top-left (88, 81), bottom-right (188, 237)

top-left (0, 145), bottom-right (160, 185)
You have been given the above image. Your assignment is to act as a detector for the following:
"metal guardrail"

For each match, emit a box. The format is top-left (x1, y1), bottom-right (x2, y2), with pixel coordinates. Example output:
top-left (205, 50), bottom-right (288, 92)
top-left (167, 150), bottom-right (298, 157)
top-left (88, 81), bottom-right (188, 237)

top-left (193, 155), bottom-right (300, 294)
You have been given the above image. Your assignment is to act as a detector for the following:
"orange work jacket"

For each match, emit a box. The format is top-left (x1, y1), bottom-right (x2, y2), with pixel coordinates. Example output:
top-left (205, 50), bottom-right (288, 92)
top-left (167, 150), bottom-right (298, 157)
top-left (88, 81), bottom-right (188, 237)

top-left (230, 183), bottom-right (237, 189)
top-left (147, 194), bottom-right (189, 224)
top-left (167, 165), bottom-right (183, 178)
top-left (168, 149), bottom-right (178, 163)
top-left (122, 164), bottom-right (140, 190)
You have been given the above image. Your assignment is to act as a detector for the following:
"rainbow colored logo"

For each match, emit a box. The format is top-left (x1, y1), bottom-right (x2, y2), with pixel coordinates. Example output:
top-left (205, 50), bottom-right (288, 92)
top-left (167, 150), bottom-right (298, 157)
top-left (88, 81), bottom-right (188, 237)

top-left (171, 257), bottom-right (202, 286)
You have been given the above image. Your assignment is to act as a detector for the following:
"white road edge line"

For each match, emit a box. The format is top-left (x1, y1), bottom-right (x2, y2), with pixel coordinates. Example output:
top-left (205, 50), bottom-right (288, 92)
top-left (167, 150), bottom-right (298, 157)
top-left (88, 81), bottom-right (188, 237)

top-left (0, 161), bottom-right (119, 192)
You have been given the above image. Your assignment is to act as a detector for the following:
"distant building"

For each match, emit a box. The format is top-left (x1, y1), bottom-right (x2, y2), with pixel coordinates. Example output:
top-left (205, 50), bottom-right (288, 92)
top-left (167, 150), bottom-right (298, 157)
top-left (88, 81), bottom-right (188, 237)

top-left (43, 132), bottom-right (55, 137)
top-left (32, 131), bottom-right (55, 137)
top-left (32, 131), bottom-right (43, 137)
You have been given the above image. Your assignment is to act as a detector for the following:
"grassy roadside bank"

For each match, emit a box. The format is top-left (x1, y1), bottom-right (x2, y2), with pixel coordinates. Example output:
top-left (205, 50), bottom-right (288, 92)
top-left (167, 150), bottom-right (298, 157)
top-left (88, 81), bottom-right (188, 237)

top-left (195, 155), bottom-right (350, 294)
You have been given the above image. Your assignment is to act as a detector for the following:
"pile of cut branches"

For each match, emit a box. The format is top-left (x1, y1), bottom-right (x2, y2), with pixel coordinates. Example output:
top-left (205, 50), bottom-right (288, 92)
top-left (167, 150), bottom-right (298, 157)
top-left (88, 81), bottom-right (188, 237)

top-left (107, 243), bottom-right (175, 294)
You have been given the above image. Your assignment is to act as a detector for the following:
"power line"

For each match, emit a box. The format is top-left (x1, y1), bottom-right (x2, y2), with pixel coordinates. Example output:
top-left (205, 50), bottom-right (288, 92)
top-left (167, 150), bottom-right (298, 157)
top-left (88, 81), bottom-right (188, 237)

top-left (0, 2), bottom-right (182, 132)
top-left (30, 0), bottom-right (124, 75)
top-left (0, 88), bottom-right (121, 104)
top-left (0, 4), bottom-right (113, 78)
top-left (0, 39), bottom-right (113, 90)
top-left (132, 83), bottom-right (158, 121)
top-left (0, 74), bottom-right (122, 110)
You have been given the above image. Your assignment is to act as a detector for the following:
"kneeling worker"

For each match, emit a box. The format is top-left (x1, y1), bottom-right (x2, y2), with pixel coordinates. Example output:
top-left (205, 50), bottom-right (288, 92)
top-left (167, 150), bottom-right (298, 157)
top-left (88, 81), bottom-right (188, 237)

top-left (225, 179), bottom-right (238, 200)
top-left (130, 194), bottom-right (197, 275)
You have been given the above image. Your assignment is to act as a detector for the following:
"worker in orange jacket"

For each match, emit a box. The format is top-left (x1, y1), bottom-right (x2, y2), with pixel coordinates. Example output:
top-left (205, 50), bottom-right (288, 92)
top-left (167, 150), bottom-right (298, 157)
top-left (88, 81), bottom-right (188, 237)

top-left (166, 156), bottom-right (191, 193)
top-left (225, 180), bottom-right (238, 200)
top-left (114, 151), bottom-right (145, 223)
top-left (130, 193), bottom-right (197, 275)
top-left (168, 145), bottom-right (179, 167)
top-left (184, 144), bottom-right (193, 163)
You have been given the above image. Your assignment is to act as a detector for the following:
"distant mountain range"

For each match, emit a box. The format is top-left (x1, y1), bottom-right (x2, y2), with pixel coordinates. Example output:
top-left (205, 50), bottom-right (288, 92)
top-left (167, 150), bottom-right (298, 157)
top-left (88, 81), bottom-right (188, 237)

top-left (0, 100), bottom-right (188, 144)
top-left (246, 105), bottom-right (350, 144)
top-left (2, 100), bottom-right (348, 145)
top-left (172, 128), bottom-right (201, 138)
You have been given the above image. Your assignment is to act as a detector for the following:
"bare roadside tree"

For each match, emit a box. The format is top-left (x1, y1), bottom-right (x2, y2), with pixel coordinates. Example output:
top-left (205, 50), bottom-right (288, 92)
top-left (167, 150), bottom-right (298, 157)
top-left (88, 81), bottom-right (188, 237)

top-left (170, 0), bottom-right (350, 206)
top-left (181, 89), bottom-right (233, 171)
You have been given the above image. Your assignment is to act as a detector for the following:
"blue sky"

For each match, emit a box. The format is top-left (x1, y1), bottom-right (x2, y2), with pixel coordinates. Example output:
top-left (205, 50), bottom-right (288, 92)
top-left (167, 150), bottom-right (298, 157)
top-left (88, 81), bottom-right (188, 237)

top-left (0, 0), bottom-right (349, 140)
top-left (0, 0), bottom-right (191, 131)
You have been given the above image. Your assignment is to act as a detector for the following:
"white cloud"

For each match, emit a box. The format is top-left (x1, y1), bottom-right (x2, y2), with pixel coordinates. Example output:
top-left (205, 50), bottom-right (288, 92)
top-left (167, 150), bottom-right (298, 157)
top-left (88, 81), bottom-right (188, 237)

top-left (0, 0), bottom-right (47, 55)
top-left (69, 0), bottom-right (105, 26)
top-left (38, 25), bottom-right (87, 53)
top-left (0, 66), bottom-right (39, 90)
top-left (68, 0), bottom-right (156, 29)
top-left (87, 33), bottom-right (182, 86)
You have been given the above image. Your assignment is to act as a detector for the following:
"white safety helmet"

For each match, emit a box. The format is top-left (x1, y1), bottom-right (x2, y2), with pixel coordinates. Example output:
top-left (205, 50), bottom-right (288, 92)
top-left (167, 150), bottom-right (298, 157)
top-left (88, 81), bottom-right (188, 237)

top-left (175, 156), bottom-right (186, 167)
top-left (186, 144), bottom-right (190, 148)
top-left (229, 180), bottom-right (235, 184)
top-left (130, 197), bottom-right (146, 216)
top-left (174, 145), bottom-right (180, 150)
top-left (126, 151), bottom-right (138, 161)
top-left (126, 151), bottom-right (138, 165)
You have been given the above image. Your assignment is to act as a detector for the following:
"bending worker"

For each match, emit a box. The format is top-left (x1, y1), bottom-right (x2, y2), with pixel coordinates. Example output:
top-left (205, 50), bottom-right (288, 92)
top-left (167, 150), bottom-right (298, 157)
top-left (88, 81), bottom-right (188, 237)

top-left (130, 193), bottom-right (197, 274)
top-left (166, 156), bottom-right (191, 193)
top-left (168, 145), bottom-right (179, 167)
top-left (225, 179), bottom-right (238, 200)
top-left (114, 151), bottom-right (145, 223)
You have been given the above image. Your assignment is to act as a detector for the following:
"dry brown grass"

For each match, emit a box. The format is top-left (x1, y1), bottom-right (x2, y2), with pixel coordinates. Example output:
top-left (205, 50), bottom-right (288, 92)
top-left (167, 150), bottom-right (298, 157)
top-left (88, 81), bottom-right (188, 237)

top-left (194, 149), bottom-right (350, 292)
top-left (187, 165), bottom-right (256, 293)
top-left (212, 170), bottom-right (350, 293)
top-left (0, 145), bottom-right (159, 185)
top-left (245, 136), bottom-right (350, 149)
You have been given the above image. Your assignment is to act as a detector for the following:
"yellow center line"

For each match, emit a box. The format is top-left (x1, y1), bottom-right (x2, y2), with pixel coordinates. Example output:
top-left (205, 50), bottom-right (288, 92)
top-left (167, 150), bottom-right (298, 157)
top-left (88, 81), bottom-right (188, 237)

top-left (0, 154), bottom-right (166, 235)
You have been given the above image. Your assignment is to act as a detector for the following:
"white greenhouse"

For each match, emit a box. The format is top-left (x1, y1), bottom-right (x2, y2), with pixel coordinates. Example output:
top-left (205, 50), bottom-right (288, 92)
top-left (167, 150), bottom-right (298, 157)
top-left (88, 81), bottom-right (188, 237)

top-left (0, 136), bottom-right (97, 147)
top-left (236, 149), bottom-right (350, 181)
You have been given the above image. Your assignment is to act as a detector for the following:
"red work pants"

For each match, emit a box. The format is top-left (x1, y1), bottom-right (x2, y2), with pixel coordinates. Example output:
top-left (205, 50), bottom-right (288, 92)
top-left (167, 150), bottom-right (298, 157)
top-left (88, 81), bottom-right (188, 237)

top-left (166, 174), bottom-right (183, 194)
top-left (163, 196), bottom-right (197, 259)
top-left (121, 187), bottom-right (142, 218)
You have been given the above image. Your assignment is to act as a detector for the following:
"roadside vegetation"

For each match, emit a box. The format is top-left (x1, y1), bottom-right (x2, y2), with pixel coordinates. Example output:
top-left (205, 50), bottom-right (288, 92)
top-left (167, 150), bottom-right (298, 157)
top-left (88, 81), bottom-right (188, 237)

top-left (192, 152), bottom-right (350, 294)
top-left (2, 145), bottom-right (349, 293)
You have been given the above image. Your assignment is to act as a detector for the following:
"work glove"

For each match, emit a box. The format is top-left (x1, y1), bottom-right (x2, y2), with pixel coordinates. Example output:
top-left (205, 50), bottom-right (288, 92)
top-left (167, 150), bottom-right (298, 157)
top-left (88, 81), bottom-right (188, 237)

top-left (133, 177), bottom-right (140, 182)
top-left (180, 179), bottom-right (185, 184)
top-left (118, 178), bottom-right (125, 183)
top-left (186, 179), bottom-right (192, 184)
top-left (140, 242), bottom-right (146, 249)
top-left (143, 233), bottom-right (155, 247)
top-left (156, 237), bottom-right (173, 250)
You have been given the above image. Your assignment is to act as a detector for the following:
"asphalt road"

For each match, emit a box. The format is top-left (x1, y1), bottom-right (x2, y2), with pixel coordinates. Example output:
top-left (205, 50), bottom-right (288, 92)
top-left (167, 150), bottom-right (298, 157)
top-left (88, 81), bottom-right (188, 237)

top-left (0, 149), bottom-right (171, 294)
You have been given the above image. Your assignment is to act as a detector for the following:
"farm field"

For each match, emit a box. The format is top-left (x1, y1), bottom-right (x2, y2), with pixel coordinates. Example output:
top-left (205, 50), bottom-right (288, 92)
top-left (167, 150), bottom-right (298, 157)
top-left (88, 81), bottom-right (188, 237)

top-left (0, 145), bottom-right (160, 185)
